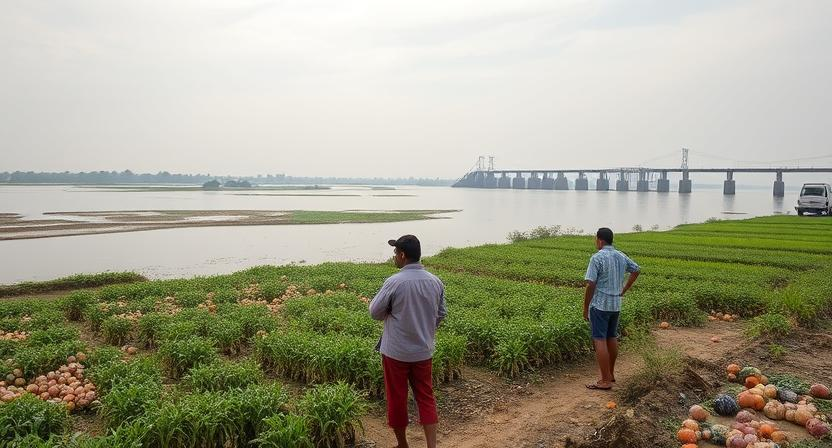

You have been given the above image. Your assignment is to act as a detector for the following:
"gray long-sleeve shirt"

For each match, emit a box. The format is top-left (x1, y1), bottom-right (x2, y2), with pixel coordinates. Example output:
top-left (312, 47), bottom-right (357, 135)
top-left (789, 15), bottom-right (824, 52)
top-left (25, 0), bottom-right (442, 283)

top-left (369, 263), bottom-right (447, 362)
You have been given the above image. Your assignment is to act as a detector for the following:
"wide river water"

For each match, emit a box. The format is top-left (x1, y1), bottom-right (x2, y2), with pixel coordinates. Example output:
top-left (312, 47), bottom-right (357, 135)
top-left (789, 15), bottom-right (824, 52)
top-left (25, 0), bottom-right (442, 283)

top-left (0, 184), bottom-right (804, 283)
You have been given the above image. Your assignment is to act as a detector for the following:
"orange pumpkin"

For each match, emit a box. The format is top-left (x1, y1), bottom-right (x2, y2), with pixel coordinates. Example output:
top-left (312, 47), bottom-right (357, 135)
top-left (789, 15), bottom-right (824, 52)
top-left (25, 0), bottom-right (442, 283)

top-left (727, 363), bottom-right (741, 375)
top-left (758, 423), bottom-right (775, 439)
top-left (677, 428), bottom-right (697, 444)
top-left (770, 431), bottom-right (788, 443)
top-left (738, 392), bottom-right (756, 409)
top-left (752, 394), bottom-right (765, 411)
top-left (682, 419), bottom-right (699, 431)
top-left (682, 445), bottom-right (697, 448)
top-left (745, 376), bottom-right (760, 389)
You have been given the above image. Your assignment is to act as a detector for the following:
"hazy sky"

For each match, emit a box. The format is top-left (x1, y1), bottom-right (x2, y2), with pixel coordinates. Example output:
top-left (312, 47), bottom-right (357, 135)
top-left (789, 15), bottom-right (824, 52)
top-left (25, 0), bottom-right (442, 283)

top-left (2, 0), bottom-right (831, 178)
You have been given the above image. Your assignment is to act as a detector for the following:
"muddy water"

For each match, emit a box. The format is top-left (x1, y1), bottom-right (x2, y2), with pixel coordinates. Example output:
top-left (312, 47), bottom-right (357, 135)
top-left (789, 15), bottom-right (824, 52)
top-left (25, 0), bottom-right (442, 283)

top-left (0, 183), bottom-right (804, 283)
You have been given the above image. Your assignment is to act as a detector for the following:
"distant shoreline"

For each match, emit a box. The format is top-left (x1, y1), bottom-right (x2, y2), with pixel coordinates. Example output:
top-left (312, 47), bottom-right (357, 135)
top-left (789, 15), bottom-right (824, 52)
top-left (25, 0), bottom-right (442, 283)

top-left (0, 209), bottom-right (458, 241)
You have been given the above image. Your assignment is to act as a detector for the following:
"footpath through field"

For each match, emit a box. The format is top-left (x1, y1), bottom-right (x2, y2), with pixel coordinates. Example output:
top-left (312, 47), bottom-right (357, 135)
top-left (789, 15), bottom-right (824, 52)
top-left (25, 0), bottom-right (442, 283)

top-left (362, 321), bottom-right (749, 448)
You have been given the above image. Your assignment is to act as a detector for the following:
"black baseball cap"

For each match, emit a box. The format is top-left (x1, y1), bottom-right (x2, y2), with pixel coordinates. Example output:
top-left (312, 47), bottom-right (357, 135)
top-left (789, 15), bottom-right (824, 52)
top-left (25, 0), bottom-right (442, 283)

top-left (388, 234), bottom-right (421, 261)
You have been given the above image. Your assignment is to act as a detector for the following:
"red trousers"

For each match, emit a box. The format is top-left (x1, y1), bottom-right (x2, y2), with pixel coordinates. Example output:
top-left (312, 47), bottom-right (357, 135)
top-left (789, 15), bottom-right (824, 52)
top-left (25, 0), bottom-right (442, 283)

top-left (382, 355), bottom-right (439, 428)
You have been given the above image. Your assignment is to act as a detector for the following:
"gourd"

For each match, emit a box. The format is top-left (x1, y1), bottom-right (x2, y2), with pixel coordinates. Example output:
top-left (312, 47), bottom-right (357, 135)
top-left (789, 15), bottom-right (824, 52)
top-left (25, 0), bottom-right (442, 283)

top-left (715, 394), bottom-right (740, 416)
top-left (763, 400), bottom-right (786, 420)
top-left (757, 423), bottom-right (775, 439)
top-left (736, 410), bottom-right (755, 423)
top-left (777, 388), bottom-right (798, 403)
top-left (809, 384), bottom-right (830, 399)
top-left (709, 424), bottom-right (729, 445)
top-left (763, 385), bottom-right (777, 399)
top-left (745, 376), bottom-right (760, 389)
top-left (793, 407), bottom-right (813, 426)
top-left (805, 418), bottom-right (830, 438)
top-left (738, 367), bottom-right (761, 382)
top-left (770, 430), bottom-right (787, 443)
top-left (727, 364), bottom-right (741, 375)
top-left (689, 404), bottom-right (709, 422)
top-left (682, 419), bottom-right (699, 431)
top-left (677, 428), bottom-right (697, 444)
top-left (738, 392), bottom-right (757, 409)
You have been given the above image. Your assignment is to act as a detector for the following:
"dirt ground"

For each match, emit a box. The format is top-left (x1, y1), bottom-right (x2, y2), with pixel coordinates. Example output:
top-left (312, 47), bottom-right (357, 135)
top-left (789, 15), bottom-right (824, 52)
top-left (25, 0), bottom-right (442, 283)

top-left (359, 321), bottom-right (832, 448)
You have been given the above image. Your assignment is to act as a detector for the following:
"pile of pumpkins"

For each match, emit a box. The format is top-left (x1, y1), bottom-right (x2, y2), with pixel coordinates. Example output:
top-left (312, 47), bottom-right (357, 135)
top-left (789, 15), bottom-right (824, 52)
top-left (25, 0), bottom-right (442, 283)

top-left (676, 404), bottom-right (788, 447)
top-left (708, 311), bottom-right (740, 322)
top-left (0, 353), bottom-right (98, 412)
top-left (0, 329), bottom-right (28, 341)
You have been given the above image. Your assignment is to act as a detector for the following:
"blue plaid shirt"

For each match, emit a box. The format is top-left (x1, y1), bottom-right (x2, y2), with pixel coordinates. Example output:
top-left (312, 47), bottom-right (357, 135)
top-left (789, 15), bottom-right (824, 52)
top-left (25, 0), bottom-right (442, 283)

top-left (584, 245), bottom-right (640, 312)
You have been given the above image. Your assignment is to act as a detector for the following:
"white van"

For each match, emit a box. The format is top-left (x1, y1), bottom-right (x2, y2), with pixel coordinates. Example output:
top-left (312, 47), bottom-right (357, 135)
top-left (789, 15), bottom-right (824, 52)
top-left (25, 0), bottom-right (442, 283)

top-left (796, 183), bottom-right (832, 216)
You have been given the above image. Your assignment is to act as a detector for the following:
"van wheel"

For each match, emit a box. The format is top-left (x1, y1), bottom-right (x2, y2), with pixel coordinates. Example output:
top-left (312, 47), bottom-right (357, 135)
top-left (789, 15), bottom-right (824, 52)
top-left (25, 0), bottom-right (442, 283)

top-left (798, 210), bottom-right (804, 216)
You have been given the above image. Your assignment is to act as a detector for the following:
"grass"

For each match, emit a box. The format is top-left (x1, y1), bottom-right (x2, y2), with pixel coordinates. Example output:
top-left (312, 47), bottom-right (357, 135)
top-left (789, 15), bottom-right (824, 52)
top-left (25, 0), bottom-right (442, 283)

top-left (1, 215), bottom-right (831, 444)
top-left (619, 345), bottom-right (686, 403)
top-left (0, 272), bottom-right (146, 298)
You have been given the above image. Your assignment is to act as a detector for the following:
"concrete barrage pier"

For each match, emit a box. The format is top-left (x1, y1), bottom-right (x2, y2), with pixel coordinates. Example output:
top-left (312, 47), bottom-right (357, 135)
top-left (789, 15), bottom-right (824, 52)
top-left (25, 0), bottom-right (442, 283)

top-left (453, 167), bottom-right (832, 196)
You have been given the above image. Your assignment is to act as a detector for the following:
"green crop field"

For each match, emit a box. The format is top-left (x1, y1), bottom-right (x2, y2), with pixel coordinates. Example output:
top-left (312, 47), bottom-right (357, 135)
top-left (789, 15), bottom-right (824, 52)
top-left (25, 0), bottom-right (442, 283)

top-left (0, 216), bottom-right (831, 447)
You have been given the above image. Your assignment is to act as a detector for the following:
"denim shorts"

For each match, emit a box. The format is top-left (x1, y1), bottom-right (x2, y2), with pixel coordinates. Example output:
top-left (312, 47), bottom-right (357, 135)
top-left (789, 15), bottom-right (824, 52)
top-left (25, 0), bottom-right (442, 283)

top-left (589, 307), bottom-right (620, 340)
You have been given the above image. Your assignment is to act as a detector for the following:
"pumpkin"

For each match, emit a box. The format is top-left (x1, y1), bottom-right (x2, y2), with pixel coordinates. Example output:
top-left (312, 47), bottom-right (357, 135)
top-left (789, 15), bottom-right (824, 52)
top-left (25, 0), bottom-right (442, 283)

top-left (771, 386), bottom-right (795, 402)
top-left (769, 431), bottom-right (787, 443)
top-left (805, 418), bottom-right (830, 438)
top-left (727, 434), bottom-right (748, 448)
top-left (760, 375), bottom-right (769, 385)
top-left (745, 376), bottom-right (760, 389)
top-left (659, 321), bottom-right (671, 329)
top-left (784, 409), bottom-right (796, 422)
top-left (689, 404), bottom-right (709, 422)
top-left (764, 385), bottom-right (777, 399)
top-left (736, 410), bottom-right (755, 423)
top-left (701, 429), bottom-right (712, 440)
top-left (714, 394), bottom-right (740, 416)
top-left (763, 400), bottom-right (786, 420)
top-left (728, 373), bottom-right (738, 382)
top-left (727, 364), bottom-right (741, 375)
top-left (738, 367), bottom-right (761, 382)
top-left (682, 419), bottom-right (699, 431)
top-left (681, 445), bottom-right (697, 448)
top-left (738, 392), bottom-right (757, 409)
top-left (793, 408), bottom-right (813, 426)
top-left (677, 428), bottom-right (697, 444)
top-left (605, 401), bottom-right (616, 409)
top-left (809, 384), bottom-right (830, 399)
top-left (757, 423), bottom-right (775, 439)
top-left (710, 424), bottom-right (730, 445)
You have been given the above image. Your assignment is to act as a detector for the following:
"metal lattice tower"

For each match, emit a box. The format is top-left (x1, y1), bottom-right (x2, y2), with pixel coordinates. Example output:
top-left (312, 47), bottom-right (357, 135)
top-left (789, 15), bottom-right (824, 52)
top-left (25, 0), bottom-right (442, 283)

top-left (681, 148), bottom-right (689, 170)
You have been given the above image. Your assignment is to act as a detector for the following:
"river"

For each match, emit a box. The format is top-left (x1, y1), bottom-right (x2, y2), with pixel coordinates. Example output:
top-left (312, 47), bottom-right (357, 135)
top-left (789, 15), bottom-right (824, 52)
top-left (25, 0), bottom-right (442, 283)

top-left (0, 184), bottom-right (803, 283)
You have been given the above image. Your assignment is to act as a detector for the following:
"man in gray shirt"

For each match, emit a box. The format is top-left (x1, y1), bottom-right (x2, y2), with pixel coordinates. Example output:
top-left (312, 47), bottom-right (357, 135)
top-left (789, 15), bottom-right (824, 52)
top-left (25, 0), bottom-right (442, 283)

top-left (369, 234), bottom-right (447, 448)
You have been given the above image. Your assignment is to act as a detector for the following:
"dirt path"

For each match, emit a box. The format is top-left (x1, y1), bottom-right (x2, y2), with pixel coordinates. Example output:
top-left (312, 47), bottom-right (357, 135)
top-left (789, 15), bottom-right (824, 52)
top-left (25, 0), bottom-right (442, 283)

top-left (360, 321), bottom-right (748, 448)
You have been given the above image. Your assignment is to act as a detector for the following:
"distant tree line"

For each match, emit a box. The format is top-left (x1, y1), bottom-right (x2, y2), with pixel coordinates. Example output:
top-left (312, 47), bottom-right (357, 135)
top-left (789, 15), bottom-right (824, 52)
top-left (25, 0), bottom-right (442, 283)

top-left (0, 170), bottom-right (453, 186)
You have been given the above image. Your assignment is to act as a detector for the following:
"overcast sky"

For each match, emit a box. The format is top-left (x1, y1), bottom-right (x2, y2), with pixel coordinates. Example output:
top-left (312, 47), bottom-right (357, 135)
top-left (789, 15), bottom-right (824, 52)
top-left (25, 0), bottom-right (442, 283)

top-left (1, 0), bottom-right (831, 178)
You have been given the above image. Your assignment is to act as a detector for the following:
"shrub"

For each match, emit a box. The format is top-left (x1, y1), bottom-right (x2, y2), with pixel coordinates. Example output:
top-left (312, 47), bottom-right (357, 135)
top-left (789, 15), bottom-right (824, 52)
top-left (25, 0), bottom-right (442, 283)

top-left (87, 355), bottom-right (162, 394)
top-left (204, 319), bottom-right (244, 355)
top-left (298, 382), bottom-right (367, 448)
top-left (25, 325), bottom-right (80, 347)
top-left (0, 394), bottom-right (69, 442)
top-left (183, 359), bottom-right (264, 392)
top-left (158, 337), bottom-right (218, 379)
top-left (61, 291), bottom-right (95, 321)
top-left (84, 346), bottom-right (122, 369)
top-left (253, 414), bottom-right (314, 448)
top-left (620, 346), bottom-right (684, 403)
top-left (136, 313), bottom-right (169, 349)
top-left (101, 316), bottom-right (133, 346)
top-left (745, 312), bottom-right (793, 339)
top-left (99, 382), bottom-right (163, 428)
